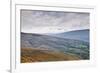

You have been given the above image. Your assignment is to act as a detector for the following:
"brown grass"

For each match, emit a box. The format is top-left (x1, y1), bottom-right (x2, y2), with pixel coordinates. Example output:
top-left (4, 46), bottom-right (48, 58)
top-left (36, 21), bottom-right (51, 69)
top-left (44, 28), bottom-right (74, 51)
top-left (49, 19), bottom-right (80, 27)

top-left (21, 48), bottom-right (80, 63)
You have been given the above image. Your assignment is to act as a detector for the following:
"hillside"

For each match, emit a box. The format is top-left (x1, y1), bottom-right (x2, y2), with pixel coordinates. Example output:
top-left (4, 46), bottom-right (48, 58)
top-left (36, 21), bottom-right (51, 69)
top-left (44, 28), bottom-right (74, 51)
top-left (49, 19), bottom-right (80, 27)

top-left (21, 48), bottom-right (80, 63)
top-left (21, 32), bottom-right (89, 63)
top-left (50, 29), bottom-right (89, 42)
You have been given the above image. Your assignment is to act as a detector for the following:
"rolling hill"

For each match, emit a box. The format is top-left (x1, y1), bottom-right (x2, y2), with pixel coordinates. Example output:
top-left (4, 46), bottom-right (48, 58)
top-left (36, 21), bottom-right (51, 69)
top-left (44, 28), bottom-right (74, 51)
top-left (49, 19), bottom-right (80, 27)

top-left (49, 29), bottom-right (89, 42)
top-left (21, 32), bottom-right (89, 63)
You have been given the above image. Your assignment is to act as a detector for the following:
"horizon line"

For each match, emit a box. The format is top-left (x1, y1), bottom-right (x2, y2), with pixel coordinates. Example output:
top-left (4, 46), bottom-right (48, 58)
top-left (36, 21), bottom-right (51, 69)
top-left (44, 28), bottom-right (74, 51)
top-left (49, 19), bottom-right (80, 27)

top-left (21, 29), bottom-right (89, 34)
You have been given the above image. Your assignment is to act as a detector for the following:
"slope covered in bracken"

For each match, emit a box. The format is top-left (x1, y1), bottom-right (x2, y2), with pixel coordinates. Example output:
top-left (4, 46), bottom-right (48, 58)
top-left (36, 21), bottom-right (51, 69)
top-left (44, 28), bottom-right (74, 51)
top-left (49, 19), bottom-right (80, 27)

top-left (21, 48), bottom-right (80, 63)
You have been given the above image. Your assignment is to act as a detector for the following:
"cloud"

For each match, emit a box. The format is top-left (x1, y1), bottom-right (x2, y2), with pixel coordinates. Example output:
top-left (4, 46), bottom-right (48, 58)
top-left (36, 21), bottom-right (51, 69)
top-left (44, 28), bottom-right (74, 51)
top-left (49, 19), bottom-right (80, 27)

top-left (21, 9), bottom-right (89, 33)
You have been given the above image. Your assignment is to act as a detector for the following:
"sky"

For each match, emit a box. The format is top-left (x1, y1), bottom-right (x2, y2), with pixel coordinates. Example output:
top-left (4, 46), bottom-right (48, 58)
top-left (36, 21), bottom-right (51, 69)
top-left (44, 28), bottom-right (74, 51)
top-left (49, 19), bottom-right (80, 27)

top-left (21, 9), bottom-right (89, 34)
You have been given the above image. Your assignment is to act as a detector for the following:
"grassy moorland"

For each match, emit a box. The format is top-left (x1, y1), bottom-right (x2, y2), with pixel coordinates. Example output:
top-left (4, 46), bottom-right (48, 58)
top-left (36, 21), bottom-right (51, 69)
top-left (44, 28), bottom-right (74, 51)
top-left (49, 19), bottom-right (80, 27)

top-left (21, 48), bottom-right (81, 63)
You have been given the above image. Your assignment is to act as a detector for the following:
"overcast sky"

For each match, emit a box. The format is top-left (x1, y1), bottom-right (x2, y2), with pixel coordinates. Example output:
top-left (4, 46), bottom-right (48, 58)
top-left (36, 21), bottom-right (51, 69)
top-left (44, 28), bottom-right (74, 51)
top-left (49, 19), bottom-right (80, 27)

top-left (21, 9), bottom-right (89, 34)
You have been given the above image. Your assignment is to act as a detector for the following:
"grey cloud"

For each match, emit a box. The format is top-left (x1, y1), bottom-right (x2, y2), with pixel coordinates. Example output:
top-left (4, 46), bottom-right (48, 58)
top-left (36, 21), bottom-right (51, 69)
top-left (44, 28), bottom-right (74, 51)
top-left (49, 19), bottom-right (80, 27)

top-left (21, 9), bottom-right (89, 32)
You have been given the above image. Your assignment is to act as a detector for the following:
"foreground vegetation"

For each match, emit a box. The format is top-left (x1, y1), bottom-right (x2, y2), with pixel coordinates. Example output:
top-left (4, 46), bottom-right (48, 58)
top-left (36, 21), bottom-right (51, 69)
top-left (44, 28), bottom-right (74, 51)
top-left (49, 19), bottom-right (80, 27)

top-left (21, 48), bottom-right (81, 63)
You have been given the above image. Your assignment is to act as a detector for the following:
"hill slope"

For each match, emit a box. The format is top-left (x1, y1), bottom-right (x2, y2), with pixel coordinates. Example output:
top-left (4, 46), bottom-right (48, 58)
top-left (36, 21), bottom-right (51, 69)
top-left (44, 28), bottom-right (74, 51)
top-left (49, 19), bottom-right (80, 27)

top-left (50, 29), bottom-right (89, 42)
top-left (21, 32), bottom-right (89, 63)
top-left (21, 48), bottom-right (80, 63)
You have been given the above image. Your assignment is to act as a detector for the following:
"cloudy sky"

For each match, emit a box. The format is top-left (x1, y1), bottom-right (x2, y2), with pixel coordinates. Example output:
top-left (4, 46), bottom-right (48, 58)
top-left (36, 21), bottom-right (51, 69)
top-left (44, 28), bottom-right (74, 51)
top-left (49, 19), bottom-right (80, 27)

top-left (21, 9), bottom-right (89, 34)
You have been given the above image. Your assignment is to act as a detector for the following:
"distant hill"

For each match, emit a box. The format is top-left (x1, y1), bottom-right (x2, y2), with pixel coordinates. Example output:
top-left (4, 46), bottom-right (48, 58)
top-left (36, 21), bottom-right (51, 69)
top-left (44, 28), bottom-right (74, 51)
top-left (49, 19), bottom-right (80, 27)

top-left (49, 29), bottom-right (89, 42)
top-left (21, 32), bottom-right (89, 59)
